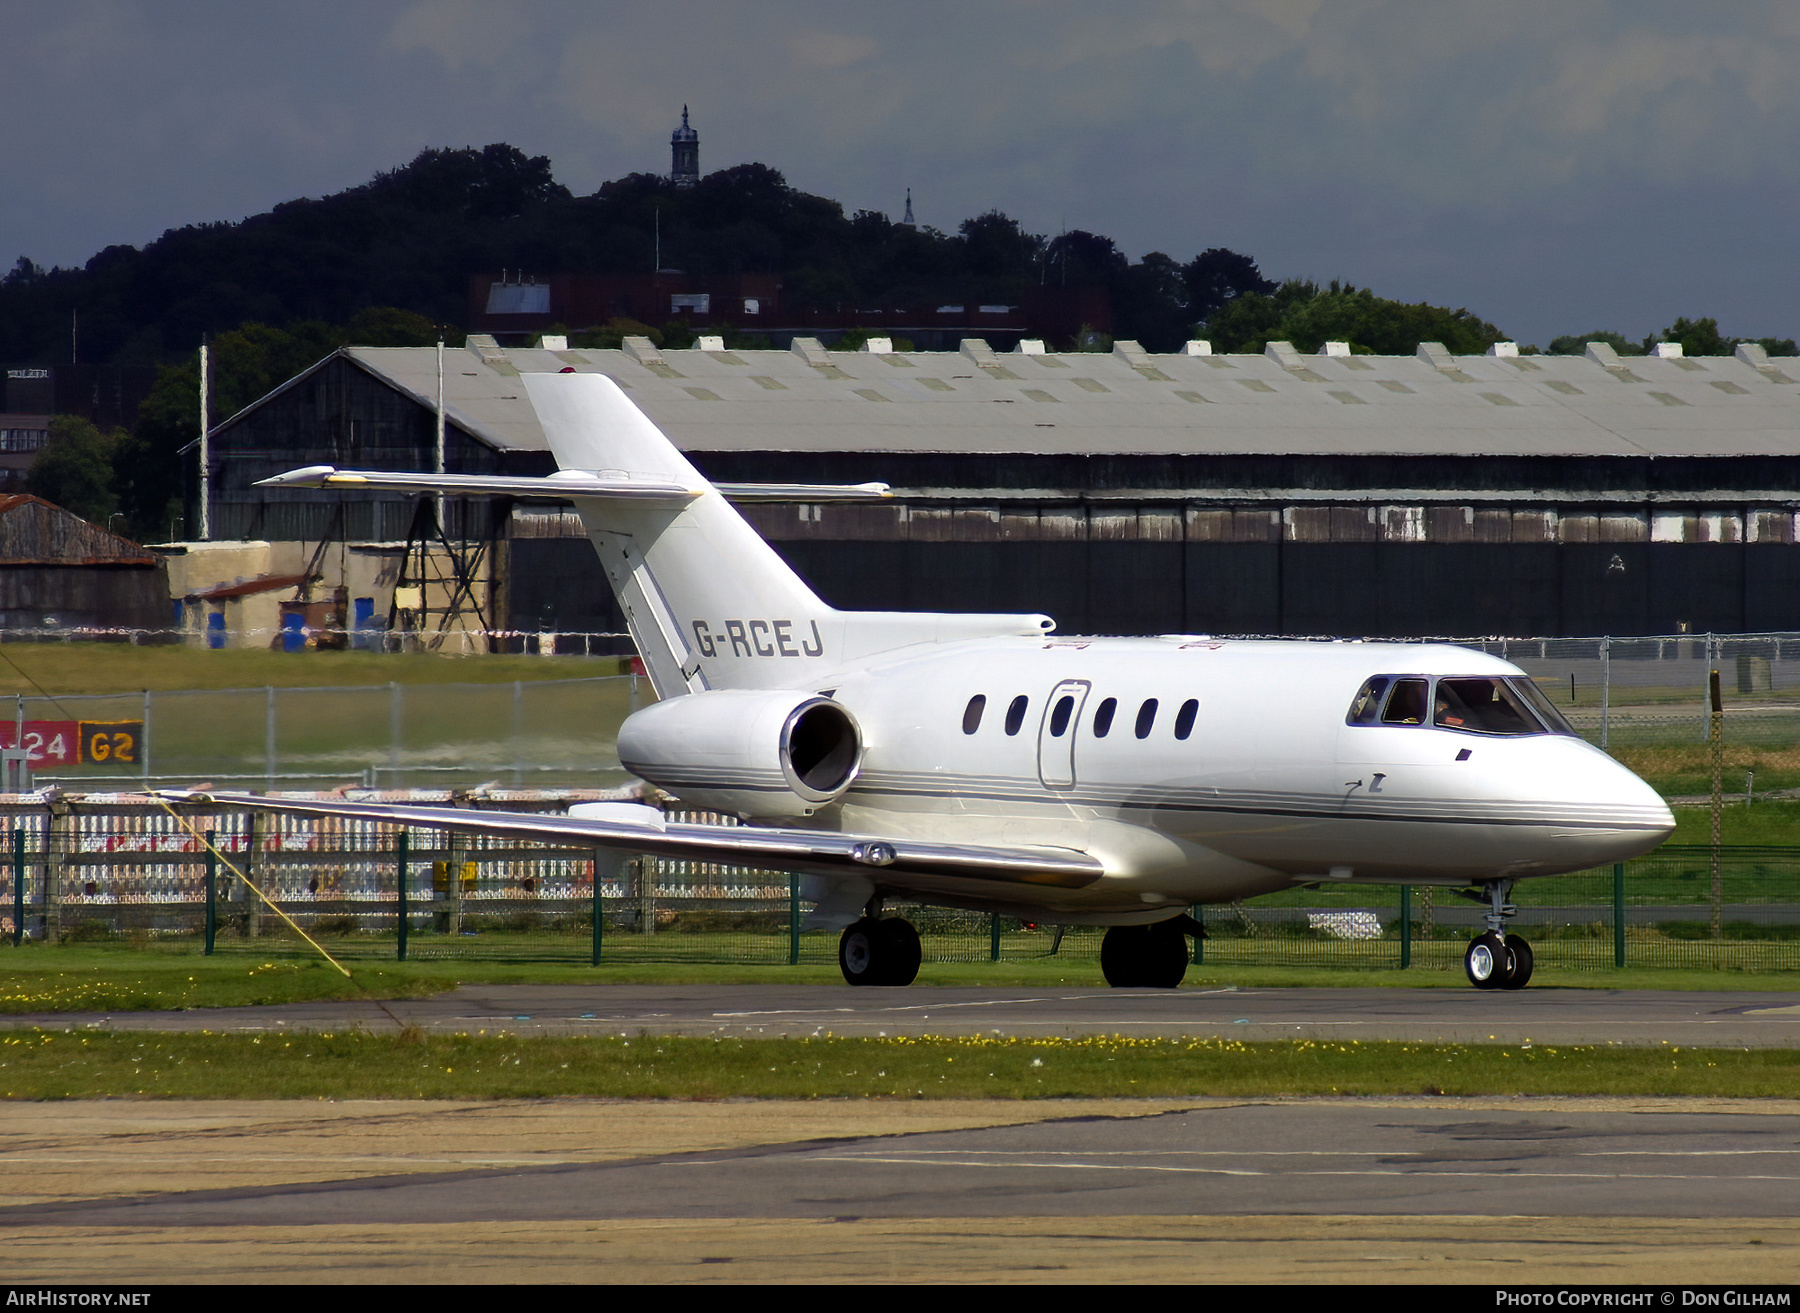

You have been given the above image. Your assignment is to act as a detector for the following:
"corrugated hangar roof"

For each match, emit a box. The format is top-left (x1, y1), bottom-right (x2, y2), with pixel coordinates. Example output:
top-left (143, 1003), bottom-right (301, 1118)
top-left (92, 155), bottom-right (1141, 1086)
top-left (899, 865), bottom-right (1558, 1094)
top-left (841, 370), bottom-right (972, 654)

top-left (314, 336), bottom-right (1800, 460)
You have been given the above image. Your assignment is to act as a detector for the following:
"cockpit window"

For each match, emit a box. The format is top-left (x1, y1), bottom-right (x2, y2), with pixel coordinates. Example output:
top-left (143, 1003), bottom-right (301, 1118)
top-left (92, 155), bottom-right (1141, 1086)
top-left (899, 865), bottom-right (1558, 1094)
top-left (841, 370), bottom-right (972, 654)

top-left (1350, 673), bottom-right (1576, 736)
top-left (1434, 678), bottom-right (1540, 734)
top-left (1381, 679), bottom-right (1429, 725)
top-left (1346, 677), bottom-right (1391, 725)
top-left (1508, 677), bottom-right (1578, 737)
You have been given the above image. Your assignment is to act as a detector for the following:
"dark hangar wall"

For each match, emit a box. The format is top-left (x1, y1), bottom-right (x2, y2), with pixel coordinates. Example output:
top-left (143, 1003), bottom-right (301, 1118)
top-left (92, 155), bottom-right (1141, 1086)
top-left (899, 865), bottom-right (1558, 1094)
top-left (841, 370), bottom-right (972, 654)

top-left (205, 363), bottom-right (1800, 639)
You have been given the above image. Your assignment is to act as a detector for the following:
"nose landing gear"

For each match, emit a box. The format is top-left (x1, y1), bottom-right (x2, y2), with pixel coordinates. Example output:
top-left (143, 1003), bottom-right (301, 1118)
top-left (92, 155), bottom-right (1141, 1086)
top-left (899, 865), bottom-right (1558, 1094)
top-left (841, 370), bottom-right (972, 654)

top-left (1459, 880), bottom-right (1534, 990)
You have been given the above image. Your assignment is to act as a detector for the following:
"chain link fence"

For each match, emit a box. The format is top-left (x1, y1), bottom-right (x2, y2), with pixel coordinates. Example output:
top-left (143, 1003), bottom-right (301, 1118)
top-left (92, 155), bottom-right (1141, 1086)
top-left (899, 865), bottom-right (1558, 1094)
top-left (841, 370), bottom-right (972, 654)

top-left (0, 802), bottom-right (1793, 972)
top-left (3, 630), bottom-right (1800, 973)
top-left (3, 675), bottom-right (644, 792)
top-left (1461, 632), bottom-right (1800, 798)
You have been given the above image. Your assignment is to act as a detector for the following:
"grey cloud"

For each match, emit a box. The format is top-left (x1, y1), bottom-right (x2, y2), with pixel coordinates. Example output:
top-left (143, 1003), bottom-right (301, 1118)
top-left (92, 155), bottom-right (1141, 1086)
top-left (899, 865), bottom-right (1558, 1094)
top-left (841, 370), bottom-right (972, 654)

top-left (3, 1), bottom-right (1797, 345)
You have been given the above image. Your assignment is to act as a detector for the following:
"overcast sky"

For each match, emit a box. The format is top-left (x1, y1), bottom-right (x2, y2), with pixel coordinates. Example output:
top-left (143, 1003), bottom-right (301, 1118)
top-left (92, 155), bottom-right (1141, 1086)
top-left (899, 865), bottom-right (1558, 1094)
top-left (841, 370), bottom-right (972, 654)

top-left (4, 0), bottom-right (1796, 348)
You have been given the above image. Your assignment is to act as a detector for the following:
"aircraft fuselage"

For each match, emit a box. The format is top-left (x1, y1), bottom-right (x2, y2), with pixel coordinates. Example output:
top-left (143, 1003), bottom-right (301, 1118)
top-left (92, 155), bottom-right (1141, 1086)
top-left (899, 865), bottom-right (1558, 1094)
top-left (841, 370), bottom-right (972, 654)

top-left (801, 635), bottom-right (1672, 921)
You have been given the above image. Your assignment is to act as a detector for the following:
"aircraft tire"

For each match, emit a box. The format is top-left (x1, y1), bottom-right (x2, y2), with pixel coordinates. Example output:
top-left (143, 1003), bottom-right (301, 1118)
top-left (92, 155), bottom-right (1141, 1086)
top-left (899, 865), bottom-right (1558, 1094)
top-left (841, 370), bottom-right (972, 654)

top-left (1100, 925), bottom-right (1148, 987)
top-left (838, 919), bottom-right (884, 986)
top-left (1101, 924), bottom-right (1188, 988)
top-left (879, 917), bottom-right (921, 986)
top-left (1464, 932), bottom-right (1511, 989)
top-left (1144, 921), bottom-right (1189, 988)
top-left (1499, 935), bottom-right (1534, 990)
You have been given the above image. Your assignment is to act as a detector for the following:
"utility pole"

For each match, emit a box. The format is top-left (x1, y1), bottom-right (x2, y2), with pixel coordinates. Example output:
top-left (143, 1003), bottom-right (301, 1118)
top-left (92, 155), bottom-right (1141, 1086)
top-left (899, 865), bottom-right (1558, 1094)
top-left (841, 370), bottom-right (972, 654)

top-left (435, 334), bottom-right (446, 531)
top-left (198, 343), bottom-right (210, 541)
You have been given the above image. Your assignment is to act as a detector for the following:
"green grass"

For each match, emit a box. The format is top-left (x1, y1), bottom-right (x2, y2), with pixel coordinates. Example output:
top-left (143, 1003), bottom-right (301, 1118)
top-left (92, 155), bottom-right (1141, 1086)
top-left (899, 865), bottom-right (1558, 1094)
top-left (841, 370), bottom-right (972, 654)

top-left (1668, 800), bottom-right (1800, 845)
top-left (0, 645), bottom-right (642, 787)
top-left (0, 641), bottom-right (632, 697)
top-left (0, 946), bottom-right (1795, 1014)
top-left (2, 1030), bottom-right (1794, 1100)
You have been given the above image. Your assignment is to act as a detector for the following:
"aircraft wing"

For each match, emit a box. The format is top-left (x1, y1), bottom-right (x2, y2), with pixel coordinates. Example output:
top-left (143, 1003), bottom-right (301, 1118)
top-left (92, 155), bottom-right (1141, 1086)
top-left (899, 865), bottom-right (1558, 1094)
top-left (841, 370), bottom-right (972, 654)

top-left (158, 791), bottom-right (1104, 894)
top-left (255, 466), bottom-right (890, 503)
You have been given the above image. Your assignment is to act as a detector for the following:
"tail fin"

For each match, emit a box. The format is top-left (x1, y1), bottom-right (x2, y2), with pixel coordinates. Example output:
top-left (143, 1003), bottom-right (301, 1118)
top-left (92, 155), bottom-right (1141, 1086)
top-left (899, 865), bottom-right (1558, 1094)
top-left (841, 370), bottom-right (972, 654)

top-left (521, 372), bottom-right (1051, 695)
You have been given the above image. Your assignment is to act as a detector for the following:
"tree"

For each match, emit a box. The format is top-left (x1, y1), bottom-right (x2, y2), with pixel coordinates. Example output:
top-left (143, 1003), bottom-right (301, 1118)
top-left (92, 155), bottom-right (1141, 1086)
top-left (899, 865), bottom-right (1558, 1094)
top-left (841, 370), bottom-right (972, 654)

top-left (345, 306), bottom-right (441, 347)
top-left (1636, 317), bottom-right (1799, 358)
top-left (370, 144), bottom-right (570, 218)
top-left (1205, 280), bottom-right (1505, 356)
top-left (959, 211), bottom-right (1045, 283)
top-left (1547, 331), bottom-right (1641, 356)
top-left (1113, 252), bottom-right (1190, 351)
top-left (1183, 249), bottom-right (1275, 321)
top-left (26, 416), bottom-right (121, 524)
top-left (1044, 231), bottom-right (1128, 288)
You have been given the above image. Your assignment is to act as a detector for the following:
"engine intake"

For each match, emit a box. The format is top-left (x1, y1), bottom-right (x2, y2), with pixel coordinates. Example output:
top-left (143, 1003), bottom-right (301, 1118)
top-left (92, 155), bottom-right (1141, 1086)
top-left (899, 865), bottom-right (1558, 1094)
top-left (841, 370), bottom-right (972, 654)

top-left (616, 689), bottom-right (863, 819)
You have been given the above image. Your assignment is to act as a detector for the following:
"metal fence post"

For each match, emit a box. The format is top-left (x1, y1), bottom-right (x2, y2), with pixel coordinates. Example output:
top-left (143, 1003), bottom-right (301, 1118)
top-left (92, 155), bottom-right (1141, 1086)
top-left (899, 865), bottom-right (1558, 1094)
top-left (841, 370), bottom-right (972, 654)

top-left (512, 681), bottom-right (524, 788)
top-left (244, 811), bottom-right (263, 941)
top-left (204, 828), bottom-right (217, 955)
top-left (1399, 885), bottom-right (1411, 969)
top-left (11, 828), bottom-right (22, 947)
top-left (1613, 862), bottom-right (1626, 969)
top-left (1600, 635), bottom-right (1610, 751)
top-left (989, 912), bottom-right (1001, 962)
top-left (388, 681), bottom-right (401, 786)
top-left (396, 830), bottom-right (409, 963)
top-left (788, 873), bottom-right (799, 965)
top-left (1709, 668), bottom-right (1724, 940)
top-left (591, 847), bottom-right (607, 967)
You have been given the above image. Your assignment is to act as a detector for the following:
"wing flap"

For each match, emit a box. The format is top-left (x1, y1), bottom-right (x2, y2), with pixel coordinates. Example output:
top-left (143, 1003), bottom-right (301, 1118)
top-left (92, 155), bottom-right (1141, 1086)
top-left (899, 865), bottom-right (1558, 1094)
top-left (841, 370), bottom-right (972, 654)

top-left (159, 792), bottom-right (1104, 892)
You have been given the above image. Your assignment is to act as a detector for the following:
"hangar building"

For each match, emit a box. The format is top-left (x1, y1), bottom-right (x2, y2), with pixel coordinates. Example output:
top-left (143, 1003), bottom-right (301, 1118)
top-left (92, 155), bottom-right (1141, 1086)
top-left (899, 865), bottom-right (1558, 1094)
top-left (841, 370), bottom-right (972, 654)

top-left (198, 334), bottom-right (1800, 641)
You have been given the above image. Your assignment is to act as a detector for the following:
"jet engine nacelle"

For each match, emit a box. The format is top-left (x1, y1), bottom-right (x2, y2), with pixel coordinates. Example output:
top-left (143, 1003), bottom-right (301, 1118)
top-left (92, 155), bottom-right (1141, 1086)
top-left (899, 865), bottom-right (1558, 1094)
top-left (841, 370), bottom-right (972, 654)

top-left (616, 689), bottom-right (863, 819)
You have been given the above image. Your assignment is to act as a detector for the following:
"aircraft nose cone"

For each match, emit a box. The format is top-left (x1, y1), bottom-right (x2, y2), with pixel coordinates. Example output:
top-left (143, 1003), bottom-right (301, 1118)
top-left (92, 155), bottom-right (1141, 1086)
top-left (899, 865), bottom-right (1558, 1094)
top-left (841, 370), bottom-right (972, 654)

top-left (1545, 744), bottom-right (1674, 866)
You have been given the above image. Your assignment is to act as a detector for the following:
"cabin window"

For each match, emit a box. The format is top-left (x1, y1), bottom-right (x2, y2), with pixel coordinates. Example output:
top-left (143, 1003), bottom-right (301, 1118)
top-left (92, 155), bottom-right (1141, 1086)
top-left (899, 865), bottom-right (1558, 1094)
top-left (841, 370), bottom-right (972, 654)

top-left (1346, 676), bottom-right (1391, 725)
top-left (1049, 694), bottom-right (1075, 736)
top-left (1092, 697), bottom-right (1117, 737)
top-left (1174, 699), bottom-right (1198, 740)
top-left (1381, 679), bottom-right (1430, 725)
top-left (1134, 698), bottom-right (1158, 739)
top-left (962, 695), bottom-right (986, 735)
top-left (1004, 695), bottom-right (1029, 735)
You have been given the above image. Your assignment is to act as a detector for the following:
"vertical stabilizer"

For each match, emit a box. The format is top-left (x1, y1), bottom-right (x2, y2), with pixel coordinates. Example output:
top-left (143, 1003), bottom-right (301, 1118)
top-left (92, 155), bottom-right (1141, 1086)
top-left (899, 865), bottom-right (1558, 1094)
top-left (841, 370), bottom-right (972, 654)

top-left (521, 372), bottom-right (1052, 696)
top-left (523, 373), bottom-right (828, 696)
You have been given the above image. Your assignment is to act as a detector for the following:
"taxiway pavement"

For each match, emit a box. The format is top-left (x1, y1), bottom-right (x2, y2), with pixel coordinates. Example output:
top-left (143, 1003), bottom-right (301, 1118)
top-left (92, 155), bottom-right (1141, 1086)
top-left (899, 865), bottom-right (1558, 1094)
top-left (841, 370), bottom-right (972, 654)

top-left (5, 984), bottom-right (1799, 1046)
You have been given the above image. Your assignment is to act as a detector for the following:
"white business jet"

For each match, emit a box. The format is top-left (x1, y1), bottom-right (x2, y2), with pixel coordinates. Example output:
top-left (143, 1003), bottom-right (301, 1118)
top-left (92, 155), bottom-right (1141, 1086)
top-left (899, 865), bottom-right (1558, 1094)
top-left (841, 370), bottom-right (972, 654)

top-left (187, 371), bottom-right (1673, 990)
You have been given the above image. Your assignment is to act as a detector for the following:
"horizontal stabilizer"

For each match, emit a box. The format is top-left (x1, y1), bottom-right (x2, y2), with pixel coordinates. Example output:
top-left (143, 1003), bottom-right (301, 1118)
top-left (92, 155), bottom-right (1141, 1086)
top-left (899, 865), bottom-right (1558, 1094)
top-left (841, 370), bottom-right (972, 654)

top-left (157, 791), bottom-right (1105, 893)
top-left (255, 466), bottom-right (889, 503)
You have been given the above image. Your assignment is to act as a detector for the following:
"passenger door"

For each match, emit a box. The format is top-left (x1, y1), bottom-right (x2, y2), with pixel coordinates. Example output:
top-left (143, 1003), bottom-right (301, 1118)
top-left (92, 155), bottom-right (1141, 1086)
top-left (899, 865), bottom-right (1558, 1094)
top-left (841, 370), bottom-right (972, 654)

top-left (1037, 679), bottom-right (1091, 789)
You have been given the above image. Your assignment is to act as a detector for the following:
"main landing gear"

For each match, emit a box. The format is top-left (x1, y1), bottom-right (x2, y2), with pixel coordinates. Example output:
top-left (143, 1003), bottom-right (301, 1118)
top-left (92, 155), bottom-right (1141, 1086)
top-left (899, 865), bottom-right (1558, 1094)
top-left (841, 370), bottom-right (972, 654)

top-left (838, 913), bottom-right (922, 986)
top-left (1459, 879), bottom-right (1534, 990)
top-left (1100, 915), bottom-right (1206, 988)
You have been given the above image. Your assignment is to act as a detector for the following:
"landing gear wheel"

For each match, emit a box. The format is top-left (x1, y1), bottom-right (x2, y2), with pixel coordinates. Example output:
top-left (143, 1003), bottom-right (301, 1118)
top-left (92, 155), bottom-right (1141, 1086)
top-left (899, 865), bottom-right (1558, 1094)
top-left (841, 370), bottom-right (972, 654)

top-left (1144, 921), bottom-right (1189, 988)
top-left (1464, 931), bottom-right (1512, 990)
top-left (878, 917), bottom-right (921, 986)
top-left (1101, 925), bottom-right (1149, 987)
top-left (1499, 935), bottom-right (1534, 990)
top-left (1101, 923), bottom-right (1189, 988)
top-left (839, 919), bottom-right (883, 986)
top-left (838, 917), bottom-right (921, 986)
